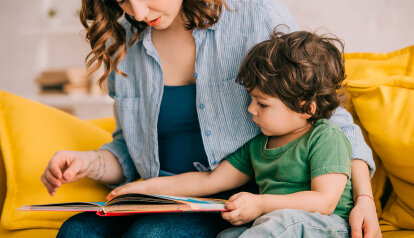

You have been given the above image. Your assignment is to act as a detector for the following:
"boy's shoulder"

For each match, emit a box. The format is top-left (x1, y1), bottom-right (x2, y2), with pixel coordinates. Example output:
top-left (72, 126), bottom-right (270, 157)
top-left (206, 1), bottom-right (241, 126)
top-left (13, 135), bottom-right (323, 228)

top-left (310, 119), bottom-right (352, 149)
top-left (312, 119), bottom-right (345, 134)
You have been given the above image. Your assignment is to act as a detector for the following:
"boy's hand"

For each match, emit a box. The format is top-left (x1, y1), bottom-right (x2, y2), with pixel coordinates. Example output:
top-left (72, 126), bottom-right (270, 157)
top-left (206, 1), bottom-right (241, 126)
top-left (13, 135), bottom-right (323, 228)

top-left (222, 192), bottom-right (263, 226)
top-left (106, 180), bottom-right (150, 201)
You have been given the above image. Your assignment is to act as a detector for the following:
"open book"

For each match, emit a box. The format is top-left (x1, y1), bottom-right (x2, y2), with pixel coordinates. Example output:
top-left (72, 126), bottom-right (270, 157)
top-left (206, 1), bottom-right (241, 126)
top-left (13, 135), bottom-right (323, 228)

top-left (19, 193), bottom-right (228, 216)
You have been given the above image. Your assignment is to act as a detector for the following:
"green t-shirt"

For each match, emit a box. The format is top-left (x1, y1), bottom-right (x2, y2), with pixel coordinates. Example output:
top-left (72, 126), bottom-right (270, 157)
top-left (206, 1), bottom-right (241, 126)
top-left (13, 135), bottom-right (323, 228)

top-left (226, 119), bottom-right (354, 220)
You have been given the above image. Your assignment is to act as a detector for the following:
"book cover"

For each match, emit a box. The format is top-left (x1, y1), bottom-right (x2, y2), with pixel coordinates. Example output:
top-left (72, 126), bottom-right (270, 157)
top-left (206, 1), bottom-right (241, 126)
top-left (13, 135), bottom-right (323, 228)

top-left (19, 193), bottom-right (229, 216)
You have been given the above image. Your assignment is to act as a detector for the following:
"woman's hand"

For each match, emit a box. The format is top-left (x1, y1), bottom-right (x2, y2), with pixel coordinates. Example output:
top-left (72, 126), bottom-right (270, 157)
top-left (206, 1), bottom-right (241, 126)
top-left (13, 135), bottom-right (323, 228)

top-left (349, 195), bottom-right (382, 238)
top-left (41, 150), bottom-right (98, 196)
top-left (221, 192), bottom-right (263, 226)
top-left (106, 180), bottom-right (151, 201)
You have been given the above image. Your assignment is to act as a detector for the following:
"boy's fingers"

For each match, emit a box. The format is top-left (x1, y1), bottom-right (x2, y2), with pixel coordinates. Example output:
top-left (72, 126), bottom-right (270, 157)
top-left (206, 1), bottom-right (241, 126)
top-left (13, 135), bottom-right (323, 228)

top-left (222, 209), bottom-right (241, 222)
top-left (106, 185), bottom-right (130, 200)
top-left (228, 192), bottom-right (242, 202)
top-left (232, 220), bottom-right (245, 226)
top-left (225, 201), bottom-right (238, 210)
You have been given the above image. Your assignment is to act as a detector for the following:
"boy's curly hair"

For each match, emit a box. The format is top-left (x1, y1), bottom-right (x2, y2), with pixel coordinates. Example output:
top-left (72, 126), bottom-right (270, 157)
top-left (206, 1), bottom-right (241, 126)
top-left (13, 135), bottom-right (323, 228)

top-left (236, 30), bottom-right (347, 123)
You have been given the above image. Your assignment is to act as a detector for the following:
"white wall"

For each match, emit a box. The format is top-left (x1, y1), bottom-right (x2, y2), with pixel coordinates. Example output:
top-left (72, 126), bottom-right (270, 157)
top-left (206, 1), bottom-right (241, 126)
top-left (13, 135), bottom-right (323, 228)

top-left (279, 0), bottom-right (414, 53)
top-left (1, 0), bottom-right (414, 98)
top-left (0, 0), bottom-right (89, 97)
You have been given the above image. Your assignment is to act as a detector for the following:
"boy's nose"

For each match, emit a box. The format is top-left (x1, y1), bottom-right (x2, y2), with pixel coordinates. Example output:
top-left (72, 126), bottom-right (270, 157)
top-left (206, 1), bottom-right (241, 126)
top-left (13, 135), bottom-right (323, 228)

top-left (130, 1), bottom-right (150, 22)
top-left (247, 103), bottom-right (256, 115)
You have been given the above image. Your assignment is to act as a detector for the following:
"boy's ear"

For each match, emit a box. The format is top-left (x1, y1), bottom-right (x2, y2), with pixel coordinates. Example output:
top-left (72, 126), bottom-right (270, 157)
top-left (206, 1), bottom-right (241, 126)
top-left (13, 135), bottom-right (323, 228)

top-left (302, 101), bottom-right (316, 119)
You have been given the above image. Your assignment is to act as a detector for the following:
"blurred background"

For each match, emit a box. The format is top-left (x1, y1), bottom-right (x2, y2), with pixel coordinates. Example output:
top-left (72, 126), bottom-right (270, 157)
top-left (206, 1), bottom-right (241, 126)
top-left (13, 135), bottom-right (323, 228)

top-left (0, 0), bottom-right (413, 119)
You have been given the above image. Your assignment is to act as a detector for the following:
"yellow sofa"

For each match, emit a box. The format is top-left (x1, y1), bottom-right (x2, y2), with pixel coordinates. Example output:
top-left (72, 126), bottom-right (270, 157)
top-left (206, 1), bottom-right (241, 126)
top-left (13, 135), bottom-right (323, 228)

top-left (1, 46), bottom-right (414, 237)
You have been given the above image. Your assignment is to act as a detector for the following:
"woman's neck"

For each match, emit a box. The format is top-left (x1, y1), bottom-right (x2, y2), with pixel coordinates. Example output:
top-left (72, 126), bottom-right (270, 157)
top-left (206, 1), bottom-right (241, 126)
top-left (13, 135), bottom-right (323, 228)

top-left (153, 12), bottom-right (188, 35)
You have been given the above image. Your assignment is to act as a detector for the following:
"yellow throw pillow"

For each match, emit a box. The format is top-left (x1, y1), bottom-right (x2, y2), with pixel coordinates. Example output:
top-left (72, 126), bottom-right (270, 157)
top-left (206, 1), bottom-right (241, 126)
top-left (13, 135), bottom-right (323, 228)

top-left (345, 45), bottom-right (414, 231)
top-left (0, 91), bottom-right (112, 230)
top-left (0, 152), bottom-right (6, 218)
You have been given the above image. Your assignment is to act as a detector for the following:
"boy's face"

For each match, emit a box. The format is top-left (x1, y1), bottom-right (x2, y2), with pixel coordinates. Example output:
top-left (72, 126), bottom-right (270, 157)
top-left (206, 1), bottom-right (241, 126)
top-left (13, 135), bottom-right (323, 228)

top-left (248, 88), bottom-right (310, 137)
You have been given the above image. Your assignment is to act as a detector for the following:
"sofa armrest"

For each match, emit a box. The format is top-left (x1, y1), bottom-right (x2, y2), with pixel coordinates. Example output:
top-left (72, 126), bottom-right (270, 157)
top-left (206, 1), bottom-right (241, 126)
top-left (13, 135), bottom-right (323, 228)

top-left (87, 117), bottom-right (115, 134)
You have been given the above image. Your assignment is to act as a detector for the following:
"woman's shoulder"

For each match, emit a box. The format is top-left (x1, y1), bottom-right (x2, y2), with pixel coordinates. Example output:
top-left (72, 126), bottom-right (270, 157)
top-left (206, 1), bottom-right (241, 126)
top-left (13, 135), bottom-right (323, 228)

top-left (224, 0), bottom-right (292, 13)
top-left (220, 0), bottom-right (298, 36)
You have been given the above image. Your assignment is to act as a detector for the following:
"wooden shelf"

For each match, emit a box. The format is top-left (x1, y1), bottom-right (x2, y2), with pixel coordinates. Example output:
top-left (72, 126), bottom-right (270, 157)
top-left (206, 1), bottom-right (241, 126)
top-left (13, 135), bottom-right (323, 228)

top-left (31, 94), bottom-right (114, 119)
top-left (34, 94), bottom-right (113, 107)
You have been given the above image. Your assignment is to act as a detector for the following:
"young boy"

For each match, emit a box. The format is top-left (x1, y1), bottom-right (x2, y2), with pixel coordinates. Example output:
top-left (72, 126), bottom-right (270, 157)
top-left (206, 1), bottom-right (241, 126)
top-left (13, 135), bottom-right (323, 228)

top-left (107, 30), bottom-right (353, 237)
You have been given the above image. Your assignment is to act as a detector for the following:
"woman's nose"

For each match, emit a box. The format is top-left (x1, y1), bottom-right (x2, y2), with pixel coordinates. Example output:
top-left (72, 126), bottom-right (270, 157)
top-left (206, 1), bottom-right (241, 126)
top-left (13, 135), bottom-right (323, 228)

top-left (129, 1), bottom-right (150, 22)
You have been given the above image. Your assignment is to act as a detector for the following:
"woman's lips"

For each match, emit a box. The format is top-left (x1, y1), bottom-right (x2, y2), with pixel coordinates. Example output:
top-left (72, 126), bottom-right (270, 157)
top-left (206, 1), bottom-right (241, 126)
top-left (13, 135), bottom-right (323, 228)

top-left (146, 17), bottom-right (161, 27)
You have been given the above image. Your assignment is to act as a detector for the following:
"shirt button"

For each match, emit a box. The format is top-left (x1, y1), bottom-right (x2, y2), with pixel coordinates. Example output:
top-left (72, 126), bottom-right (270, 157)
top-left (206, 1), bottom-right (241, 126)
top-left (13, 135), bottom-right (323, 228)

top-left (199, 104), bottom-right (205, 109)
top-left (205, 130), bottom-right (211, 136)
top-left (194, 72), bottom-right (198, 79)
top-left (214, 161), bottom-right (219, 165)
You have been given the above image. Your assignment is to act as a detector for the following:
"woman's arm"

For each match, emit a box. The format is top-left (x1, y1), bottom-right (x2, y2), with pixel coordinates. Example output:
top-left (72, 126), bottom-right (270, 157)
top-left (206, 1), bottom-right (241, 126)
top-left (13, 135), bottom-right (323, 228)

top-left (98, 71), bottom-right (139, 186)
top-left (349, 159), bottom-right (382, 238)
top-left (330, 108), bottom-right (381, 237)
top-left (106, 160), bottom-right (251, 200)
top-left (41, 149), bottom-right (124, 195)
top-left (330, 107), bottom-right (375, 174)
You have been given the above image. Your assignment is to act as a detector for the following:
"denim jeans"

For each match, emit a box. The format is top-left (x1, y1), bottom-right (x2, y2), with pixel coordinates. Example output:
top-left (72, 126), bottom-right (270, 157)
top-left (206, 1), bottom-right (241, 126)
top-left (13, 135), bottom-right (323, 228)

top-left (57, 212), bottom-right (231, 238)
top-left (217, 209), bottom-right (350, 238)
top-left (57, 170), bottom-right (259, 238)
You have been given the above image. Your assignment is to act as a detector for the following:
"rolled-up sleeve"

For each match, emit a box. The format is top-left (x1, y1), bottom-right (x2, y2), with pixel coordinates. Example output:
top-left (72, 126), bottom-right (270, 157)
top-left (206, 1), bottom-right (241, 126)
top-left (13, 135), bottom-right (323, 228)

top-left (330, 106), bottom-right (376, 176)
top-left (99, 71), bottom-right (139, 187)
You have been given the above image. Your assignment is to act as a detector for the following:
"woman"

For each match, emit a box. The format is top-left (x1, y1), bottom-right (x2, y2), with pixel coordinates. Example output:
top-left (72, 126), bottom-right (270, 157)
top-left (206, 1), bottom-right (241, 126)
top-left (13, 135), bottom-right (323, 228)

top-left (41, 0), bottom-right (381, 237)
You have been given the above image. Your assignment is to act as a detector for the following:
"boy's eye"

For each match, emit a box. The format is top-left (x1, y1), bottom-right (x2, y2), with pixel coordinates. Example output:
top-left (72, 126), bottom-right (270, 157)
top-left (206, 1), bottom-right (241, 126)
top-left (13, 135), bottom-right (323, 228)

top-left (257, 101), bottom-right (267, 108)
top-left (116, 0), bottom-right (126, 4)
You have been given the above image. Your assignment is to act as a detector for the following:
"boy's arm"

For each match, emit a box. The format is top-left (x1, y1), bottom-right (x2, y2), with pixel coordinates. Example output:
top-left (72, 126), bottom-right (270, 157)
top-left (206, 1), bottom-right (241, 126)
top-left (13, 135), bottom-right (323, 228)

top-left (259, 173), bottom-right (347, 215)
top-left (223, 173), bottom-right (347, 225)
top-left (106, 160), bottom-right (251, 200)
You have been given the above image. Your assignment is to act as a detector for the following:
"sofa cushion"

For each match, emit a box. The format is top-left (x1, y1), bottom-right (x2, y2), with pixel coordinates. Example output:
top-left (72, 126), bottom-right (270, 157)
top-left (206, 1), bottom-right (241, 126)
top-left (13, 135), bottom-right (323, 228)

top-left (0, 91), bottom-right (112, 230)
top-left (345, 45), bottom-right (414, 231)
top-left (0, 223), bottom-right (58, 238)
top-left (0, 152), bottom-right (5, 218)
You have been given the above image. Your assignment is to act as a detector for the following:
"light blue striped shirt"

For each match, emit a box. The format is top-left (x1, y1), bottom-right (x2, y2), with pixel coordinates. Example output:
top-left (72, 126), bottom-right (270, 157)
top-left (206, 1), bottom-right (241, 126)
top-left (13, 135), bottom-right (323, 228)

top-left (101, 0), bottom-right (375, 183)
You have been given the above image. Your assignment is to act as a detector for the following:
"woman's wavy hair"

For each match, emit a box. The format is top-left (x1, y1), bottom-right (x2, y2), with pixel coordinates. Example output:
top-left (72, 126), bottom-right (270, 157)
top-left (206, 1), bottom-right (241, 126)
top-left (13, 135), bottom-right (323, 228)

top-left (236, 29), bottom-right (347, 123)
top-left (80, 0), bottom-right (228, 87)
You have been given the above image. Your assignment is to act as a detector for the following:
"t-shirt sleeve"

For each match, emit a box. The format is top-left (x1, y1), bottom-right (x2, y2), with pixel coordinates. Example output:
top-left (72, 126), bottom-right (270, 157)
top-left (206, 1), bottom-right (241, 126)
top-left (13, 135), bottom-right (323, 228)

top-left (309, 128), bottom-right (352, 179)
top-left (226, 142), bottom-right (254, 177)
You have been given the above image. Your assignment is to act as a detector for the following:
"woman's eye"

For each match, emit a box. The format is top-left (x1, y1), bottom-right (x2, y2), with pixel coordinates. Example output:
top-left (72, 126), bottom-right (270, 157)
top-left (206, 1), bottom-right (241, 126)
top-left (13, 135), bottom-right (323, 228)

top-left (116, 0), bottom-right (126, 4)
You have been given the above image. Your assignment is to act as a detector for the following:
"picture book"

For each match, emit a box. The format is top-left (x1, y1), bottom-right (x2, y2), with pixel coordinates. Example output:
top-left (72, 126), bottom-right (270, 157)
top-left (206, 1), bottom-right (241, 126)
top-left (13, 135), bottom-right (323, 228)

top-left (19, 193), bottom-right (228, 216)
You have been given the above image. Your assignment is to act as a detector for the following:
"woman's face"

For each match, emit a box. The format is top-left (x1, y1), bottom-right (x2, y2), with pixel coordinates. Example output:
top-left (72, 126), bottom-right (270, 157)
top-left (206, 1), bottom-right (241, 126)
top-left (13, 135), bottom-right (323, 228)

top-left (116, 0), bottom-right (184, 30)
